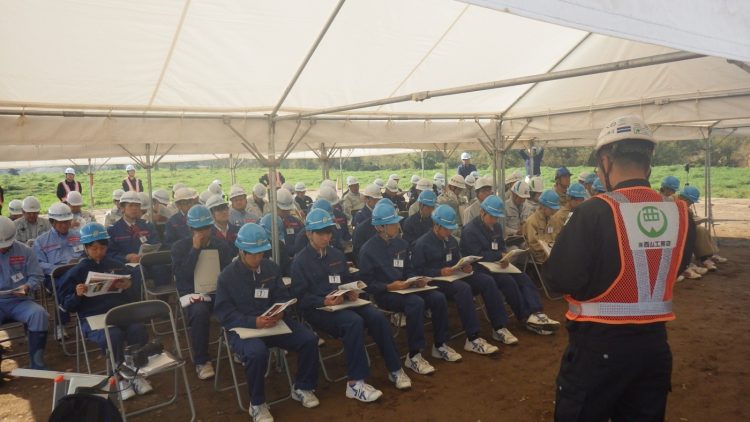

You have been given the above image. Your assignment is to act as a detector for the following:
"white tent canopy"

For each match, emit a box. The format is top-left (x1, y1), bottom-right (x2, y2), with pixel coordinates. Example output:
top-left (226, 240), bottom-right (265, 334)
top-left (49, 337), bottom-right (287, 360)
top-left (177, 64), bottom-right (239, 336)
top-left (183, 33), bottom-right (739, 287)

top-left (1, 0), bottom-right (749, 164)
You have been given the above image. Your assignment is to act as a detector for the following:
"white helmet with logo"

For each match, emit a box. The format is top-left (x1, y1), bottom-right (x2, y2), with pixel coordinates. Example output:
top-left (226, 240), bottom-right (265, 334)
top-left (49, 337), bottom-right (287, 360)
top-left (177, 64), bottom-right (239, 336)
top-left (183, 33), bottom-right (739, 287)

top-left (528, 176), bottom-right (544, 193)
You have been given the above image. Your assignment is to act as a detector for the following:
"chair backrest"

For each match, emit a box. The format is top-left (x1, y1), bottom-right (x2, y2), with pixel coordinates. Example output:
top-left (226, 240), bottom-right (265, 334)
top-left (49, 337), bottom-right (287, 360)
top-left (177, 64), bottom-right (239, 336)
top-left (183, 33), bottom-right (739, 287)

top-left (51, 263), bottom-right (78, 310)
top-left (138, 251), bottom-right (174, 290)
top-left (52, 263), bottom-right (77, 281)
top-left (104, 300), bottom-right (171, 327)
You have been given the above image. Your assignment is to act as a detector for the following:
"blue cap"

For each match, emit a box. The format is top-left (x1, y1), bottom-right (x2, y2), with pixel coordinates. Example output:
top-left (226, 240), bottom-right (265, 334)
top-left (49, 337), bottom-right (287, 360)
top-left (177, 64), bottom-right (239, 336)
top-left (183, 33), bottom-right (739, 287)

top-left (372, 202), bottom-right (403, 226)
top-left (661, 175), bottom-right (680, 192)
top-left (187, 205), bottom-right (214, 229)
top-left (480, 195), bottom-right (505, 217)
top-left (679, 186), bottom-right (700, 203)
top-left (259, 214), bottom-right (285, 241)
top-left (305, 208), bottom-right (336, 232)
top-left (417, 190), bottom-right (437, 207)
top-left (539, 190), bottom-right (561, 210)
top-left (592, 178), bottom-right (606, 193)
top-left (584, 172), bottom-right (597, 184)
top-left (311, 198), bottom-right (332, 214)
top-left (566, 183), bottom-right (587, 199)
top-left (431, 205), bottom-right (458, 230)
top-left (80, 222), bottom-right (110, 244)
top-left (555, 166), bottom-right (571, 179)
top-left (235, 223), bottom-right (272, 254)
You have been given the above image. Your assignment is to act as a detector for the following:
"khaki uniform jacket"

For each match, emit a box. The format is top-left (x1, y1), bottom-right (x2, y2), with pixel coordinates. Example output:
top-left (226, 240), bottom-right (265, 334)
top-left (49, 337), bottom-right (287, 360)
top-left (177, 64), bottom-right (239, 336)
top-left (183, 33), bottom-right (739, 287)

top-left (14, 217), bottom-right (51, 244)
top-left (522, 208), bottom-right (554, 263)
top-left (341, 191), bottom-right (364, 222)
top-left (548, 205), bottom-right (572, 240)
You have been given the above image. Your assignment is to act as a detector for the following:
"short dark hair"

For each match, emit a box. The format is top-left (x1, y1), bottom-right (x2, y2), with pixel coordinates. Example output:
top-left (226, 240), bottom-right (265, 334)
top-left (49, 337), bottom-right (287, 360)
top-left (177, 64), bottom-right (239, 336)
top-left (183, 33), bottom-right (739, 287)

top-left (597, 139), bottom-right (654, 172)
top-left (84, 239), bottom-right (109, 248)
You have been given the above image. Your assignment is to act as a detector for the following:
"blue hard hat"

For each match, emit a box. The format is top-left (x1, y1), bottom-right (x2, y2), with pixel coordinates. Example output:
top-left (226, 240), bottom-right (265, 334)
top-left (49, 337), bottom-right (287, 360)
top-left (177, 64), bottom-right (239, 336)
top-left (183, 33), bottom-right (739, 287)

top-left (372, 202), bottom-right (403, 226)
top-left (567, 183), bottom-right (587, 199)
top-left (417, 190), bottom-right (437, 207)
top-left (305, 208), bottom-right (336, 232)
top-left (80, 222), bottom-right (109, 244)
top-left (259, 214), bottom-right (285, 240)
top-left (679, 186), bottom-right (700, 204)
top-left (187, 205), bottom-right (214, 229)
top-left (555, 166), bottom-right (572, 179)
top-left (431, 205), bottom-right (458, 230)
top-left (311, 198), bottom-right (332, 214)
top-left (235, 223), bottom-right (272, 254)
top-left (661, 175), bottom-right (680, 192)
top-left (377, 197), bottom-right (395, 209)
top-left (539, 190), bottom-right (561, 210)
top-left (584, 172), bottom-right (597, 185)
top-left (592, 178), bottom-right (606, 193)
top-left (480, 195), bottom-right (505, 217)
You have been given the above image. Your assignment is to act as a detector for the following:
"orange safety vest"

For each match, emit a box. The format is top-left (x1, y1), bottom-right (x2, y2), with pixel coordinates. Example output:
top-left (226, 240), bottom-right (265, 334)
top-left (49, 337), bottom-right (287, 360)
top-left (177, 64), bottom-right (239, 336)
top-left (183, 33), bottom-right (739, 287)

top-left (124, 177), bottom-right (141, 193)
top-left (565, 186), bottom-right (688, 324)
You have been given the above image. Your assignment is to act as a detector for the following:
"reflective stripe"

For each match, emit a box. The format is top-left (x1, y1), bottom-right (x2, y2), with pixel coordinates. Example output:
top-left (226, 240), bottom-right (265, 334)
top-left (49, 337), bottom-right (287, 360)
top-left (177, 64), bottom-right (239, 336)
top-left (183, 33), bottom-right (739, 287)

top-left (569, 300), bottom-right (672, 317)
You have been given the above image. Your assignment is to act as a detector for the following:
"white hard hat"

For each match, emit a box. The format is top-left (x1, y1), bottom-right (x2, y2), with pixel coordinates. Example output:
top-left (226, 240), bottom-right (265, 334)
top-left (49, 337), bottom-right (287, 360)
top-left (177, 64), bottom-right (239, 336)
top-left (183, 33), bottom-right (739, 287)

top-left (464, 175), bottom-right (476, 187)
top-left (275, 189), bottom-right (295, 210)
top-left (120, 191), bottom-right (142, 205)
top-left (448, 174), bottom-right (466, 189)
top-left (198, 190), bottom-right (212, 205)
top-left (504, 170), bottom-right (522, 185)
top-left (318, 186), bottom-right (340, 205)
top-left (22, 196), bottom-right (42, 213)
top-left (433, 172), bottom-right (445, 180)
top-left (138, 192), bottom-right (151, 210)
top-left (373, 178), bottom-right (385, 189)
top-left (212, 179), bottom-right (222, 186)
top-left (112, 189), bottom-right (125, 201)
top-left (64, 167), bottom-right (76, 175)
top-left (152, 189), bottom-right (170, 205)
top-left (320, 179), bottom-right (336, 190)
top-left (435, 179), bottom-right (445, 188)
top-left (416, 178), bottom-right (432, 191)
top-left (126, 164), bottom-right (136, 172)
top-left (48, 203), bottom-right (74, 221)
top-left (596, 115), bottom-right (655, 151)
top-left (208, 181), bottom-right (223, 195)
top-left (0, 216), bottom-right (16, 248)
top-left (388, 173), bottom-right (400, 181)
top-left (529, 176), bottom-right (544, 193)
top-left (66, 191), bottom-right (84, 206)
top-left (228, 185), bottom-right (247, 199)
top-left (252, 183), bottom-right (267, 198)
top-left (8, 199), bottom-right (23, 216)
top-left (470, 170), bottom-right (479, 178)
top-left (474, 176), bottom-right (493, 190)
top-left (363, 184), bottom-right (383, 199)
top-left (410, 175), bottom-right (420, 184)
top-left (172, 182), bottom-right (186, 193)
top-left (577, 171), bottom-right (590, 183)
top-left (511, 181), bottom-right (531, 199)
top-left (461, 152), bottom-right (471, 160)
top-left (347, 177), bottom-right (359, 186)
top-left (206, 194), bottom-right (228, 210)
top-left (174, 187), bottom-right (198, 202)
top-left (294, 182), bottom-right (306, 192)
top-left (385, 179), bottom-right (400, 193)
top-left (281, 182), bottom-right (294, 194)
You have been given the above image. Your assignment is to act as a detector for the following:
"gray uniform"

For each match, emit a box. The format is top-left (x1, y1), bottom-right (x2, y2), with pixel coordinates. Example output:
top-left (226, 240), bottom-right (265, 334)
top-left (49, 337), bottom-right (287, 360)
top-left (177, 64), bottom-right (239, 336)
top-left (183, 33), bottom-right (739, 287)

top-left (14, 217), bottom-right (51, 244)
top-left (505, 199), bottom-right (524, 237)
top-left (230, 207), bottom-right (259, 226)
top-left (521, 199), bottom-right (539, 223)
top-left (104, 208), bottom-right (122, 227)
top-left (341, 192), bottom-right (364, 222)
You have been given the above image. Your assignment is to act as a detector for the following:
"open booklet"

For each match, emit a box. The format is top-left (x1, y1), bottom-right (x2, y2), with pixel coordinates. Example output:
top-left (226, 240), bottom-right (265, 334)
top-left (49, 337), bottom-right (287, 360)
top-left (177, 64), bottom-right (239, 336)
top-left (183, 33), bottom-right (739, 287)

top-left (231, 320), bottom-right (292, 339)
top-left (538, 240), bottom-right (553, 258)
top-left (193, 249), bottom-right (220, 294)
top-left (84, 272), bottom-right (129, 297)
top-left (391, 276), bottom-right (437, 294)
top-left (0, 286), bottom-right (26, 297)
top-left (431, 270), bottom-right (472, 283)
top-left (124, 351), bottom-right (180, 377)
top-left (260, 298), bottom-right (297, 317)
top-left (477, 261), bottom-right (522, 274)
top-left (317, 298), bottom-right (371, 312)
top-left (138, 243), bottom-right (161, 256)
top-left (326, 281), bottom-right (367, 298)
top-left (450, 255), bottom-right (482, 271)
top-left (499, 248), bottom-right (528, 264)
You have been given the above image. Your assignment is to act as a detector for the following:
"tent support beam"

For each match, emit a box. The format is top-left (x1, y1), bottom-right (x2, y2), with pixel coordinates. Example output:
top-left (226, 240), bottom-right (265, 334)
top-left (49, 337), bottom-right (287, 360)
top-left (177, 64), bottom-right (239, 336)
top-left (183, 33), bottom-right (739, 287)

top-left (268, 118), bottom-right (281, 265)
top-left (433, 143), bottom-right (459, 181)
top-left (728, 59), bottom-right (750, 75)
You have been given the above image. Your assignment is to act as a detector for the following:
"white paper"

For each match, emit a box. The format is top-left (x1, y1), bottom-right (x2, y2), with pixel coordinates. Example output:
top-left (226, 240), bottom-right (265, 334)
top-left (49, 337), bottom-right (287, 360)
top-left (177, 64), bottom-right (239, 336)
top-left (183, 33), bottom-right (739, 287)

top-left (337, 280), bottom-right (367, 293)
top-left (538, 241), bottom-right (553, 258)
top-left (193, 249), bottom-right (220, 294)
top-left (317, 298), bottom-right (371, 312)
top-left (499, 248), bottom-right (528, 265)
top-left (84, 272), bottom-right (128, 297)
top-left (179, 293), bottom-right (213, 308)
top-left (261, 298), bottom-right (297, 317)
top-left (451, 255), bottom-right (482, 271)
top-left (230, 320), bottom-right (292, 339)
top-left (431, 270), bottom-right (472, 283)
top-left (129, 351), bottom-right (179, 376)
top-left (393, 285), bottom-right (438, 295)
top-left (138, 243), bottom-right (161, 256)
top-left (477, 262), bottom-right (522, 274)
top-left (86, 314), bottom-right (108, 331)
top-left (0, 286), bottom-right (26, 296)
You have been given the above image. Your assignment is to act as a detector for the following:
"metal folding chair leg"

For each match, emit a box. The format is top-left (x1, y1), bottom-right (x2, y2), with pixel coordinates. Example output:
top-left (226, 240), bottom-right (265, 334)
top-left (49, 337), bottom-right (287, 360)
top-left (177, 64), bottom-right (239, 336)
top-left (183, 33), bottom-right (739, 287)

top-left (523, 255), bottom-right (562, 300)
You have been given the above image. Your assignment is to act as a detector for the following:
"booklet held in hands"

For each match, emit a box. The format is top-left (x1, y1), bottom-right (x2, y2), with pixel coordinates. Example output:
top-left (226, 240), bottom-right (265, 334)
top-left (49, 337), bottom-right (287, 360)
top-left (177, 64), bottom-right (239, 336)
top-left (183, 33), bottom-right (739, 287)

top-left (260, 298), bottom-right (297, 318)
top-left (84, 272), bottom-right (129, 297)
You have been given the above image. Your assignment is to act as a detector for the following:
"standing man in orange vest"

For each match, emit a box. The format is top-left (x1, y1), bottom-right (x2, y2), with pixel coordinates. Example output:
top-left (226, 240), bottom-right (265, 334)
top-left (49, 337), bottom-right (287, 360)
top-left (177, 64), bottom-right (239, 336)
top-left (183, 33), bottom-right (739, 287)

top-left (56, 168), bottom-right (82, 202)
top-left (545, 115), bottom-right (694, 422)
top-left (122, 164), bottom-right (143, 192)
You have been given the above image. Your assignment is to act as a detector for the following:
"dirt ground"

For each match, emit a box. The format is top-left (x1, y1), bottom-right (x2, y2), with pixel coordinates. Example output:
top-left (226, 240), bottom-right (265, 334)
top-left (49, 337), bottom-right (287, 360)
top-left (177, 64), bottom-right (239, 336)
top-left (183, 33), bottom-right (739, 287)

top-left (1, 199), bottom-right (748, 421)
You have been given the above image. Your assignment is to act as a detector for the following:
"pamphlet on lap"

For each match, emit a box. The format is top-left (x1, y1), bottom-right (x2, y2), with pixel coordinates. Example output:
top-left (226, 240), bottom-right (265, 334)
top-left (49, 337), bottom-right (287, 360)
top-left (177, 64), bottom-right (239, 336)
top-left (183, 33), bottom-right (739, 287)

top-left (261, 298), bottom-right (297, 317)
top-left (451, 255), bottom-right (482, 271)
top-left (431, 271), bottom-right (471, 283)
top-left (230, 320), bottom-right (292, 339)
top-left (317, 298), bottom-right (371, 312)
top-left (138, 243), bottom-right (161, 256)
top-left (193, 249), bottom-right (220, 294)
top-left (477, 261), bottom-right (522, 274)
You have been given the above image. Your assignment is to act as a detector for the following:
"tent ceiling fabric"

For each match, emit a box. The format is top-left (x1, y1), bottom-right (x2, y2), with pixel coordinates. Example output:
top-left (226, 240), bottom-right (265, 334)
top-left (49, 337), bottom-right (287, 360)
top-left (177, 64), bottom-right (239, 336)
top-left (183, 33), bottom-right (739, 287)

top-left (1, 0), bottom-right (749, 164)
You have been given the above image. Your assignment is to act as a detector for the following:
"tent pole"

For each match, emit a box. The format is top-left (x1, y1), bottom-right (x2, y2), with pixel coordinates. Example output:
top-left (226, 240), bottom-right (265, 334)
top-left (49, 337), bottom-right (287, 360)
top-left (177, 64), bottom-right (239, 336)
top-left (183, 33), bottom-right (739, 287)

top-left (420, 150), bottom-right (425, 176)
top-left (229, 154), bottom-right (237, 186)
top-left (339, 148), bottom-right (344, 191)
top-left (268, 120), bottom-right (280, 265)
top-left (145, 144), bottom-right (154, 223)
top-left (87, 158), bottom-right (95, 210)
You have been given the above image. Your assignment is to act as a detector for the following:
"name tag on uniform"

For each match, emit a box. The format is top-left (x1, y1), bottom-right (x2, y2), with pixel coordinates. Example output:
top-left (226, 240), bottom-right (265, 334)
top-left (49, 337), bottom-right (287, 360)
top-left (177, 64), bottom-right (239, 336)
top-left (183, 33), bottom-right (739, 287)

top-left (281, 277), bottom-right (292, 287)
top-left (491, 241), bottom-right (499, 251)
top-left (286, 228), bottom-right (295, 235)
top-left (11, 273), bottom-right (24, 283)
top-left (73, 244), bottom-right (84, 253)
top-left (328, 275), bottom-right (341, 284)
top-left (139, 236), bottom-right (148, 244)
top-left (546, 226), bottom-right (553, 234)
top-left (393, 259), bottom-right (404, 268)
top-left (445, 253), bottom-right (452, 262)
top-left (254, 288), bottom-right (269, 299)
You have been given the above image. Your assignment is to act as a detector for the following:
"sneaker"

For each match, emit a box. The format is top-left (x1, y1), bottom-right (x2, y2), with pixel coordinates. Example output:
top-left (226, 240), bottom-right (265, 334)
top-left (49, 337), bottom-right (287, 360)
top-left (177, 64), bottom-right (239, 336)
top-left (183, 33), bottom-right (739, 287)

top-left (676, 275), bottom-right (685, 283)
top-left (463, 337), bottom-right (499, 355)
top-left (702, 259), bottom-right (717, 271)
top-left (683, 268), bottom-right (702, 279)
top-left (526, 313), bottom-right (561, 332)
top-left (118, 380), bottom-right (136, 401)
top-left (688, 263), bottom-right (708, 275)
top-left (249, 403), bottom-right (274, 422)
top-left (431, 344), bottom-right (462, 362)
top-left (133, 376), bottom-right (153, 395)
top-left (292, 387), bottom-right (320, 408)
top-left (405, 353), bottom-right (436, 375)
top-left (196, 361), bottom-right (215, 380)
top-left (712, 254), bottom-right (728, 263)
top-left (345, 380), bottom-right (383, 403)
top-left (390, 312), bottom-right (407, 328)
top-left (492, 328), bottom-right (519, 345)
top-left (54, 325), bottom-right (68, 341)
top-left (388, 368), bottom-right (412, 390)
top-left (317, 337), bottom-right (325, 347)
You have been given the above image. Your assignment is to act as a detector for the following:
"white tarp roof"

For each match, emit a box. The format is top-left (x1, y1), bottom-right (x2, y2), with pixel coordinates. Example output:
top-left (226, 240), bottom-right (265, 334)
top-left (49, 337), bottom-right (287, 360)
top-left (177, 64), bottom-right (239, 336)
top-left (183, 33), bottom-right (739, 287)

top-left (1, 0), bottom-right (749, 164)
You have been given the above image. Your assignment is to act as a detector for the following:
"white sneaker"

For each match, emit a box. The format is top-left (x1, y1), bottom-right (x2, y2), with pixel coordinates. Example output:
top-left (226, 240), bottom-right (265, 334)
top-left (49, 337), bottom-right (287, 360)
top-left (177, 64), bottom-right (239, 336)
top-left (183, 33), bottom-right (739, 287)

top-left (405, 353), bottom-right (436, 375)
top-left (683, 268), bottom-right (702, 279)
top-left (118, 380), bottom-right (136, 401)
top-left (431, 344), bottom-right (462, 362)
top-left (388, 368), bottom-right (412, 390)
top-left (526, 313), bottom-right (561, 332)
top-left (492, 328), bottom-right (519, 345)
top-left (54, 325), bottom-right (68, 341)
top-left (688, 263), bottom-right (708, 275)
top-left (292, 387), bottom-right (320, 408)
top-left (712, 254), bottom-right (728, 263)
top-left (249, 403), bottom-right (274, 422)
top-left (133, 376), bottom-right (153, 395)
top-left (676, 275), bottom-right (685, 283)
top-left (317, 337), bottom-right (326, 347)
top-left (390, 312), bottom-right (406, 328)
top-left (702, 259), bottom-right (718, 271)
top-left (196, 361), bottom-right (215, 380)
top-left (345, 380), bottom-right (383, 402)
top-left (463, 337), bottom-right (499, 355)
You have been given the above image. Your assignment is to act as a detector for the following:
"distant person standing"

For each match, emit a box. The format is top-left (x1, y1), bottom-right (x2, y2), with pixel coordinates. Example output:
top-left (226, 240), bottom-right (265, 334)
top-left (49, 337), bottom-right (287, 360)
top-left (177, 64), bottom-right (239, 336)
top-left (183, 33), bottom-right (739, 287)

top-left (0, 183), bottom-right (4, 215)
top-left (56, 168), bottom-right (82, 202)
top-left (122, 165), bottom-right (143, 192)
top-left (519, 146), bottom-right (544, 177)
top-left (457, 152), bottom-right (477, 179)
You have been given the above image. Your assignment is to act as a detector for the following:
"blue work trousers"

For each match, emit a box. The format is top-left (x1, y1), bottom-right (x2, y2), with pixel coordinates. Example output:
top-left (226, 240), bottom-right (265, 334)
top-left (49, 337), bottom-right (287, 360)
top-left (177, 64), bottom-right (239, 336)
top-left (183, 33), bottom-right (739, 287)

top-left (375, 290), bottom-right (449, 353)
top-left (185, 301), bottom-right (213, 365)
top-left (82, 319), bottom-right (149, 365)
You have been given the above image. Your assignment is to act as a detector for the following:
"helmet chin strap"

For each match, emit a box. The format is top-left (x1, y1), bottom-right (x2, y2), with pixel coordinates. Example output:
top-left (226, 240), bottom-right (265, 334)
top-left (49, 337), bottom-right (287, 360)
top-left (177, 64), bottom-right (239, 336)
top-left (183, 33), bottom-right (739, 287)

top-left (598, 154), bottom-right (614, 192)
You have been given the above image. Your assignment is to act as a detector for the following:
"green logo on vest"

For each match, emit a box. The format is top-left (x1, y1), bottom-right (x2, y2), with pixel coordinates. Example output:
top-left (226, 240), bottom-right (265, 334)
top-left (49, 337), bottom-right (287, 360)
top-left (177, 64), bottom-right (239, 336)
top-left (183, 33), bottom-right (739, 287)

top-left (637, 206), bottom-right (668, 238)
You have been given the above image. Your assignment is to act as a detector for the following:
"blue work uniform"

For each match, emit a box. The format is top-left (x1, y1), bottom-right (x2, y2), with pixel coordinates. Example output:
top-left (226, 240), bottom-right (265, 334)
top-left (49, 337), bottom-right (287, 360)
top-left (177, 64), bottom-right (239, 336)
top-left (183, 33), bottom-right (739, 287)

top-left (411, 230), bottom-right (509, 337)
top-left (331, 206), bottom-right (351, 242)
top-left (282, 215), bottom-right (304, 258)
top-left (59, 256), bottom-right (146, 364)
top-left (401, 212), bottom-right (433, 246)
top-left (0, 241), bottom-right (48, 332)
top-left (106, 218), bottom-right (160, 264)
top-left (351, 219), bottom-right (376, 262)
top-left (164, 211), bottom-right (190, 248)
top-left (229, 207), bottom-right (259, 227)
top-left (457, 163), bottom-right (477, 179)
top-left (172, 236), bottom-right (235, 365)
top-left (358, 235), bottom-right (449, 355)
top-left (215, 258), bottom-right (318, 406)
top-left (264, 241), bottom-right (292, 278)
top-left (460, 217), bottom-right (542, 321)
top-left (351, 205), bottom-right (372, 228)
top-left (293, 227), bottom-right (345, 254)
top-left (291, 244), bottom-right (401, 380)
top-left (33, 228), bottom-right (83, 325)
top-left (211, 223), bottom-right (240, 254)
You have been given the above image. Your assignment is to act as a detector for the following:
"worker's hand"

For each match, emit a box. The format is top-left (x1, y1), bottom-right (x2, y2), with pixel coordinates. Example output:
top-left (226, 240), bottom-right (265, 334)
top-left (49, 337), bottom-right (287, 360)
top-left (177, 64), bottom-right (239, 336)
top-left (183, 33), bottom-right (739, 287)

top-left (324, 294), bottom-right (344, 307)
top-left (415, 277), bottom-right (429, 288)
top-left (113, 278), bottom-right (132, 290)
top-left (461, 265), bottom-right (473, 274)
top-left (387, 280), bottom-right (409, 291)
top-left (75, 283), bottom-right (87, 297)
top-left (440, 267), bottom-right (454, 277)
top-left (345, 290), bottom-right (359, 302)
top-left (255, 316), bottom-right (278, 329)
top-left (126, 253), bottom-right (140, 263)
top-left (192, 229), bottom-right (209, 249)
top-left (13, 284), bottom-right (29, 297)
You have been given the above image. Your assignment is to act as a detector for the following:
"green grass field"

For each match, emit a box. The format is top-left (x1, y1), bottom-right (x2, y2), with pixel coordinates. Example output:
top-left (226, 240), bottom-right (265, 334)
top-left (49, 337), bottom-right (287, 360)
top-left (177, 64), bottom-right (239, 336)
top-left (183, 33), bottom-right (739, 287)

top-left (1, 165), bottom-right (748, 211)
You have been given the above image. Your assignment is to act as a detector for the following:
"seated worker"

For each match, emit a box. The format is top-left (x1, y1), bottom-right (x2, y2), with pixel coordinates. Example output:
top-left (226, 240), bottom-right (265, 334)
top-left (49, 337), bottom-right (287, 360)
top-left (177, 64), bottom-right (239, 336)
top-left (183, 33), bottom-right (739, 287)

top-left (106, 191), bottom-right (160, 265)
top-left (0, 216), bottom-right (50, 370)
top-left (523, 190), bottom-right (560, 263)
top-left (215, 224), bottom-right (320, 422)
top-left (437, 175), bottom-right (466, 227)
top-left (521, 176), bottom-right (544, 222)
top-left (151, 189), bottom-right (175, 223)
top-left (549, 183), bottom-right (587, 236)
top-left (460, 196), bottom-right (560, 337)
top-left (59, 222), bottom-right (150, 400)
top-left (8, 199), bottom-right (24, 221)
top-left (14, 196), bottom-right (51, 244)
top-left (503, 171), bottom-right (523, 202)
top-left (408, 178), bottom-right (434, 216)
top-left (406, 175), bottom-right (421, 209)
top-left (359, 202), bottom-right (461, 374)
top-left (432, 173), bottom-right (445, 197)
top-left (553, 167), bottom-right (572, 208)
top-left (352, 184), bottom-right (382, 228)
top-left (342, 177), bottom-right (365, 223)
top-left (275, 189), bottom-right (304, 259)
top-left (291, 209), bottom-right (411, 403)
top-left (228, 185), bottom-right (260, 226)
top-left (505, 181), bottom-right (530, 237)
top-left (659, 175), bottom-right (680, 200)
top-left (353, 198), bottom-right (395, 260)
top-left (677, 187), bottom-right (728, 272)
top-left (580, 172), bottom-right (597, 198)
top-left (317, 186), bottom-right (351, 238)
top-left (65, 191), bottom-right (95, 229)
top-left (247, 184), bottom-right (269, 218)
top-left (383, 179), bottom-right (408, 213)
top-left (401, 190), bottom-right (436, 246)
top-left (105, 189), bottom-right (125, 228)
top-left (293, 183), bottom-right (313, 215)
top-left (463, 176), bottom-right (495, 224)
top-left (294, 199), bottom-right (346, 253)
top-left (172, 205), bottom-right (234, 381)
top-left (410, 205), bottom-right (508, 353)
top-left (260, 214), bottom-right (291, 277)
top-left (206, 195), bottom-right (239, 252)
top-left (164, 188), bottom-right (199, 247)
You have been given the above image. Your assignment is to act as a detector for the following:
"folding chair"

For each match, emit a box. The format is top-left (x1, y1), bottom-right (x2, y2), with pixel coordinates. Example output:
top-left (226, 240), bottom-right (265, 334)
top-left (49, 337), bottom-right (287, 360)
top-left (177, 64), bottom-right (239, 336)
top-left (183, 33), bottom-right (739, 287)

top-left (50, 263), bottom-right (79, 356)
top-left (139, 251), bottom-right (186, 340)
top-left (521, 236), bottom-right (563, 300)
top-left (212, 328), bottom-right (294, 412)
top-left (0, 321), bottom-right (27, 361)
top-left (104, 300), bottom-right (195, 422)
top-left (74, 312), bottom-right (110, 374)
